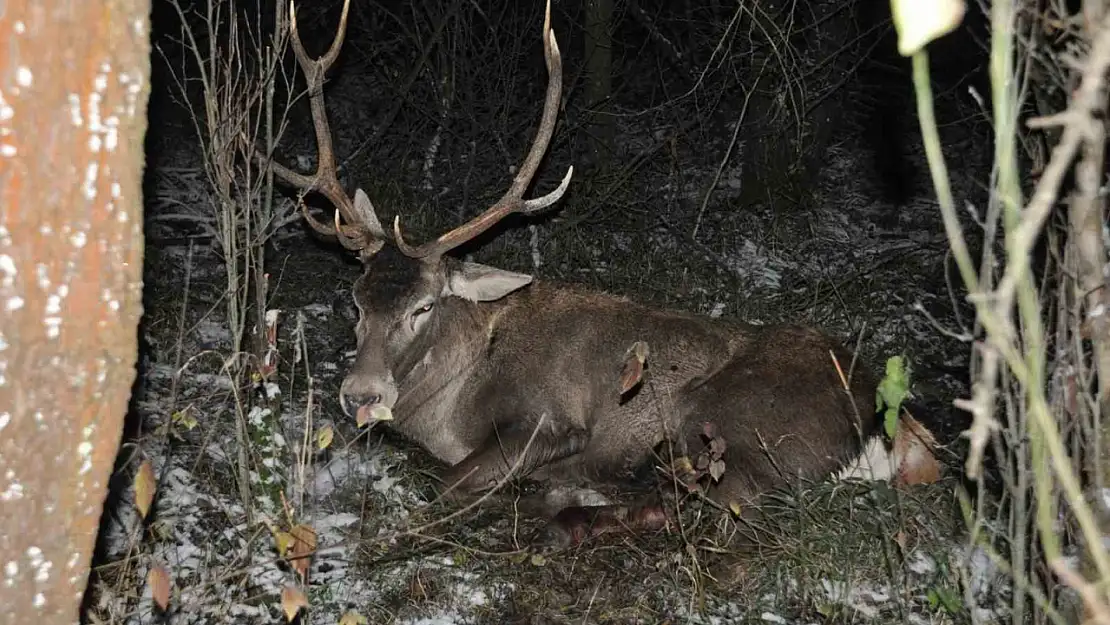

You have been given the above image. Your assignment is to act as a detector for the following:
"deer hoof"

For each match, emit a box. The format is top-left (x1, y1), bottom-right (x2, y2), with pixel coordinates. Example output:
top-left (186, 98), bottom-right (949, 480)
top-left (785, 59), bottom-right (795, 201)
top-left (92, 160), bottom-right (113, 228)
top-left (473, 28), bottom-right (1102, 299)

top-left (530, 515), bottom-right (586, 551)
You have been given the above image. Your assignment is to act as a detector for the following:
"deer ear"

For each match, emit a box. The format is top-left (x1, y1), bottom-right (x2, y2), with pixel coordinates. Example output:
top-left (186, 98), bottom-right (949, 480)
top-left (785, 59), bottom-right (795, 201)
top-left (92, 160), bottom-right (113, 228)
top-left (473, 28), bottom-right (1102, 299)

top-left (448, 262), bottom-right (533, 302)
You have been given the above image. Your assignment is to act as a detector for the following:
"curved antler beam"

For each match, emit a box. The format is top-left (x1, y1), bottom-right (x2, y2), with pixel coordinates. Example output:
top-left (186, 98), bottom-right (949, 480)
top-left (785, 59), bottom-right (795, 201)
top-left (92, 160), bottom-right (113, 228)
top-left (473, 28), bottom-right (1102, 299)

top-left (394, 0), bottom-right (572, 260)
top-left (257, 0), bottom-right (392, 257)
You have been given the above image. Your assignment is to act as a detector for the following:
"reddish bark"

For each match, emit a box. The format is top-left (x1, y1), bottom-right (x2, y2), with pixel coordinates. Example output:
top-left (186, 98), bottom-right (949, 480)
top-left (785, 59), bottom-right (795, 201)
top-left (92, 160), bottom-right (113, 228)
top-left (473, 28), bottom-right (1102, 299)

top-left (0, 2), bottom-right (150, 623)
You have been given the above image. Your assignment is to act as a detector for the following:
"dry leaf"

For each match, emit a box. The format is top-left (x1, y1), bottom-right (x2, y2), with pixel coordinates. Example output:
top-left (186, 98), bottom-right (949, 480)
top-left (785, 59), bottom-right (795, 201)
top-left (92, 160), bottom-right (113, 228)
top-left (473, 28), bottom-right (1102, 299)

top-left (171, 409), bottom-right (197, 431)
top-left (893, 529), bottom-right (908, 553)
top-left (134, 459), bottom-right (156, 520)
top-left (316, 425), bottom-right (334, 451)
top-left (356, 405), bottom-right (372, 427)
top-left (338, 610), bottom-right (368, 625)
top-left (695, 453), bottom-right (710, 471)
top-left (708, 436), bottom-right (726, 456)
top-left (273, 530), bottom-right (294, 558)
top-left (709, 458), bottom-right (726, 482)
top-left (618, 341), bottom-right (650, 395)
top-left (356, 404), bottom-right (393, 427)
top-left (289, 523), bottom-right (317, 582)
top-left (281, 585), bottom-right (308, 622)
top-left (701, 421), bottom-right (719, 440)
top-left (892, 411), bottom-right (941, 487)
top-left (148, 565), bottom-right (171, 611)
top-left (371, 405), bottom-right (393, 421)
top-left (407, 570), bottom-right (429, 602)
top-left (672, 456), bottom-right (694, 475)
top-left (671, 455), bottom-right (700, 491)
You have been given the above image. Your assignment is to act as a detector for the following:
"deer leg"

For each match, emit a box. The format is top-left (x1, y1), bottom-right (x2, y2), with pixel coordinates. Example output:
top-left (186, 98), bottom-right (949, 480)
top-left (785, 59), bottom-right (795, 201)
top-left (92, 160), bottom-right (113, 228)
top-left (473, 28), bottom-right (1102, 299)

top-left (440, 423), bottom-right (590, 496)
top-left (535, 499), bottom-right (675, 549)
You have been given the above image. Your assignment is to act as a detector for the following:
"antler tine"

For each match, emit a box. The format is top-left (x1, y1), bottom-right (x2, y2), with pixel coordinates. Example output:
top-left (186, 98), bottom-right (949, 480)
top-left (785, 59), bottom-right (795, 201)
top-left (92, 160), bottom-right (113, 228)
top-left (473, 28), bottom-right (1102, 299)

top-left (265, 0), bottom-right (385, 252)
top-left (288, 0), bottom-right (348, 178)
top-left (394, 0), bottom-right (574, 259)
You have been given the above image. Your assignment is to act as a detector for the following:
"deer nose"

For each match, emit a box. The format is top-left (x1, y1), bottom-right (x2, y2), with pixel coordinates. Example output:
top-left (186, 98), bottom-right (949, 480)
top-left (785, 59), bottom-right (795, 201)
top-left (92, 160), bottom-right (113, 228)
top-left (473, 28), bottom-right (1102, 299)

top-left (341, 392), bottom-right (382, 418)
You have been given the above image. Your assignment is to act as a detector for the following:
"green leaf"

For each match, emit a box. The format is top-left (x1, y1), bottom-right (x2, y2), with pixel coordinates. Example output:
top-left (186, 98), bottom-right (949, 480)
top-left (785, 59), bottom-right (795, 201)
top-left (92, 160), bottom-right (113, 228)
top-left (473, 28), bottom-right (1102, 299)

top-left (875, 355), bottom-right (912, 439)
top-left (452, 549), bottom-right (469, 566)
top-left (927, 586), bottom-right (962, 614)
top-left (171, 409), bottom-right (197, 431)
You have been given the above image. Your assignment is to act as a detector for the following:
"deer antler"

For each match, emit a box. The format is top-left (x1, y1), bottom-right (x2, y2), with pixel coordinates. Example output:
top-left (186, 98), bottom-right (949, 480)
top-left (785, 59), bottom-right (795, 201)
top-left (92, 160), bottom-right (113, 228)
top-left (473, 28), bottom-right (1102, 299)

top-left (393, 0), bottom-right (574, 259)
top-left (266, 0), bottom-right (387, 254)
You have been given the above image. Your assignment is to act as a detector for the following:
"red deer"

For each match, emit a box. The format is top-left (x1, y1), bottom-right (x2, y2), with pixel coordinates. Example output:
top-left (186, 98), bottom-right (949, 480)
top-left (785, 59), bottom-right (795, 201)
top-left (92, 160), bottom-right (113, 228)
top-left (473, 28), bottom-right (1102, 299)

top-left (269, 0), bottom-right (900, 548)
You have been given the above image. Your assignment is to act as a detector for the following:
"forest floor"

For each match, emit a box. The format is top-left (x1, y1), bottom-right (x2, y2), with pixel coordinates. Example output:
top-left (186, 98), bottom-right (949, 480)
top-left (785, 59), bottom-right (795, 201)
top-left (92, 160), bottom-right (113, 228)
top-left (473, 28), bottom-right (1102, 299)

top-left (83, 36), bottom-right (1012, 624)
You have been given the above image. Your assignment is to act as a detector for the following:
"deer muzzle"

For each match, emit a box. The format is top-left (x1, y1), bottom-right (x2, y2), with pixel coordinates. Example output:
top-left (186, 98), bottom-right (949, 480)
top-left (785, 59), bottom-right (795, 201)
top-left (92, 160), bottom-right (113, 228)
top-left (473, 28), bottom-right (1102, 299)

top-left (339, 370), bottom-right (398, 425)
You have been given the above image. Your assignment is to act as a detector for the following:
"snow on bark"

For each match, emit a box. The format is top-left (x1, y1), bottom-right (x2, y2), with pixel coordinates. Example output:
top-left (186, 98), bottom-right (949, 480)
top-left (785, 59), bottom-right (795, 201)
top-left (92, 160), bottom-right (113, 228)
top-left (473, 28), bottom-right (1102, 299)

top-left (0, 1), bottom-right (151, 622)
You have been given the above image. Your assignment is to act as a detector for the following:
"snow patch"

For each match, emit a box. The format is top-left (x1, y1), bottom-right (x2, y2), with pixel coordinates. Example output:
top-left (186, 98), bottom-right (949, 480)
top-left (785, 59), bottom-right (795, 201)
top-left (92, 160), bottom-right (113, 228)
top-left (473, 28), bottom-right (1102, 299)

top-left (194, 318), bottom-right (231, 349)
top-left (907, 551), bottom-right (936, 576)
top-left (820, 578), bottom-right (891, 618)
top-left (834, 436), bottom-right (894, 483)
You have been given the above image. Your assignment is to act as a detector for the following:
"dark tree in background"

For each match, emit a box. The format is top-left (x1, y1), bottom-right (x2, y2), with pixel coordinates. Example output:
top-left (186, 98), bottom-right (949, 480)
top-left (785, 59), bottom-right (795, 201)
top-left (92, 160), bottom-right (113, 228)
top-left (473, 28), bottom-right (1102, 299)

top-left (0, 1), bottom-right (151, 623)
top-left (583, 0), bottom-right (615, 170)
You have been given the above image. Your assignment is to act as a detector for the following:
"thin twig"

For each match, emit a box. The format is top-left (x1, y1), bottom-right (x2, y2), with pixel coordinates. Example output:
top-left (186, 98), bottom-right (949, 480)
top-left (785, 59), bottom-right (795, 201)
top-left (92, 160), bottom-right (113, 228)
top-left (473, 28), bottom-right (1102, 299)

top-left (1051, 558), bottom-right (1110, 624)
top-left (691, 59), bottom-right (765, 241)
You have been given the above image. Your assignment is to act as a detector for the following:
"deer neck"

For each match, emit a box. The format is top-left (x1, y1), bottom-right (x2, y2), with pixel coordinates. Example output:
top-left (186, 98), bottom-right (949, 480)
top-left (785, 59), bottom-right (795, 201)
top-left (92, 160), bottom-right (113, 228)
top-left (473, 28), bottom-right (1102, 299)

top-left (393, 297), bottom-right (498, 421)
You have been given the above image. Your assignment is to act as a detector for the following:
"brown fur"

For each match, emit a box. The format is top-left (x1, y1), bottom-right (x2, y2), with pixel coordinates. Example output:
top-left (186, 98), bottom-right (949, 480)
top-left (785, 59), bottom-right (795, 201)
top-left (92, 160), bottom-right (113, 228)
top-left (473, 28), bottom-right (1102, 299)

top-left (342, 251), bottom-right (880, 516)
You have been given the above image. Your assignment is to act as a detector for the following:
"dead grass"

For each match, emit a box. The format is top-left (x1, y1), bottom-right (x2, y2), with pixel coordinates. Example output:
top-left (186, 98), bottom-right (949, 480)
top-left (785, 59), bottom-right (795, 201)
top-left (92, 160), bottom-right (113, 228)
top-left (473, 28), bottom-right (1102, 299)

top-left (330, 463), bottom-right (975, 624)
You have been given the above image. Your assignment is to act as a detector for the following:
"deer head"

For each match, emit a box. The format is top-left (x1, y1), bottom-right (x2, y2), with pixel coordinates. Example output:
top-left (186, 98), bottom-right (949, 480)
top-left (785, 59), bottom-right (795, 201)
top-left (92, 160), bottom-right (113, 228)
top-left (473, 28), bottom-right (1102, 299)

top-left (269, 0), bottom-right (572, 423)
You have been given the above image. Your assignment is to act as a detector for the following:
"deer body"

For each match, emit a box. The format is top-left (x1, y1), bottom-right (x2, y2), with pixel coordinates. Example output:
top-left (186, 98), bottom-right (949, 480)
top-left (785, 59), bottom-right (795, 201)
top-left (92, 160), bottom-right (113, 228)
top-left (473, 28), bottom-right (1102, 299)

top-left (271, 0), bottom-right (882, 534)
top-left (342, 248), bottom-right (878, 510)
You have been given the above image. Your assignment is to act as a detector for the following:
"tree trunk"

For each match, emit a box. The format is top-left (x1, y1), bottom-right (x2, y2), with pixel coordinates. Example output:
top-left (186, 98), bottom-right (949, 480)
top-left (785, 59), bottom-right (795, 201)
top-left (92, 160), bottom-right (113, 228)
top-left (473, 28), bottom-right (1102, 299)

top-left (1076, 0), bottom-right (1110, 497)
top-left (0, 1), bottom-right (151, 623)
top-left (583, 0), bottom-right (614, 170)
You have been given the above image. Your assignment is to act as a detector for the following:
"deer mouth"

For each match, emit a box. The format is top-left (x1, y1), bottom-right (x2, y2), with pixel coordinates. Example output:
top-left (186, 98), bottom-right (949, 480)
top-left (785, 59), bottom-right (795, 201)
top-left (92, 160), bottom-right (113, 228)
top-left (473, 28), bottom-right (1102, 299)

top-left (339, 371), bottom-right (398, 422)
